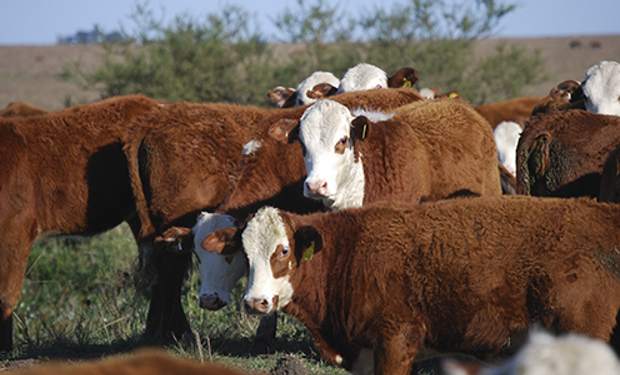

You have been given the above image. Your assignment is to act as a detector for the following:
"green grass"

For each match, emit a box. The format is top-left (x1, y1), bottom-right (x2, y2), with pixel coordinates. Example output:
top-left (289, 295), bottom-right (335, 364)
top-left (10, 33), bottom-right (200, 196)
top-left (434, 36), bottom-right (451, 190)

top-left (1, 224), bottom-right (346, 374)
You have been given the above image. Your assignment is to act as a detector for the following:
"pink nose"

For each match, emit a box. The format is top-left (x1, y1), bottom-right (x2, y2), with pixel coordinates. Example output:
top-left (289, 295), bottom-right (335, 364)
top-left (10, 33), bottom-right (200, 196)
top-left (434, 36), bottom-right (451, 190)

top-left (305, 180), bottom-right (328, 197)
top-left (199, 293), bottom-right (227, 310)
top-left (244, 297), bottom-right (270, 315)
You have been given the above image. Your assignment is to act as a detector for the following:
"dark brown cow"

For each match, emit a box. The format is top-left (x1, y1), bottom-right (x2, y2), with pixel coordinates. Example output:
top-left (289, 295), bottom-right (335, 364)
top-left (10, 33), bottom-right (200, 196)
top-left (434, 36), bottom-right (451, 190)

top-left (0, 94), bottom-right (164, 351)
top-left (530, 80), bottom-right (586, 117)
top-left (132, 88), bottom-right (427, 341)
top-left (516, 110), bottom-right (620, 198)
top-left (3, 349), bottom-right (257, 375)
top-left (0, 101), bottom-right (50, 118)
top-left (232, 196), bottom-right (620, 375)
top-left (473, 97), bottom-right (541, 128)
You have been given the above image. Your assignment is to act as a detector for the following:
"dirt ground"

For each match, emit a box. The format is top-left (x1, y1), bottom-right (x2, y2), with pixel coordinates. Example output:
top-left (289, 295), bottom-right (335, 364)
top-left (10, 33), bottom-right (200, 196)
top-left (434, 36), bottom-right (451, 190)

top-left (0, 35), bottom-right (619, 111)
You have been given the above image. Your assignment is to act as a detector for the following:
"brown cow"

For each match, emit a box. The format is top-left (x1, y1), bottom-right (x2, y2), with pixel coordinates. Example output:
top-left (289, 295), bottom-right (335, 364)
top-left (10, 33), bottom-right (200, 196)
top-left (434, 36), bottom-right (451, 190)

top-left (270, 98), bottom-right (502, 209)
top-left (230, 196), bottom-right (620, 375)
top-left (516, 110), bottom-right (620, 198)
top-left (473, 97), bottom-right (541, 129)
top-left (130, 88), bottom-right (428, 341)
top-left (0, 94), bottom-right (165, 351)
top-left (0, 101), bottom-right (50, 118)
top-left (530, 80), bottom-right (586, 117)
top-left (2, 349), bottom-right (256, 375)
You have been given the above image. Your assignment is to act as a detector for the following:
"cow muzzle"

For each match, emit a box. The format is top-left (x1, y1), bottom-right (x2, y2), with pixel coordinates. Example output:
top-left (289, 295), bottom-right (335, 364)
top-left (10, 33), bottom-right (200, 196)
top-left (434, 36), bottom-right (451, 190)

top-left (305, 180), bottom-right (329, 199)
top-left (244, 295), bottom-right (279, 315)
top-left (199, 293), bottom-right (228, 310)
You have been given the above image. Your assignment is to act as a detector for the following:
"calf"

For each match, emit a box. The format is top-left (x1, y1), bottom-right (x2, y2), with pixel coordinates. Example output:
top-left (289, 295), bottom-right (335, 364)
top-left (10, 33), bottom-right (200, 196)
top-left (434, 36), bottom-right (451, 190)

top-left (267, 71), bottom-right (340, 108)
top-left (231, 196), bottom-right (620, 375)
top-left (516, 109), bottom-right (620, 198)
top-left (308, 63), bottom-right (418, 100)
top-left (581, 60), bottom-right (620, 116)
top-left (272, 98), bottom-right (501, 210)
top-left (0, 94), bottom-right (164, 351)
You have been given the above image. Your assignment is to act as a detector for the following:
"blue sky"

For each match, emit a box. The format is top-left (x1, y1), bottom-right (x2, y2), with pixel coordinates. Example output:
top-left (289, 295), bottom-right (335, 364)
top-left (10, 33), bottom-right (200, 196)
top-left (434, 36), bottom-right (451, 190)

top-left (0, 0), bottom-right (619, 45)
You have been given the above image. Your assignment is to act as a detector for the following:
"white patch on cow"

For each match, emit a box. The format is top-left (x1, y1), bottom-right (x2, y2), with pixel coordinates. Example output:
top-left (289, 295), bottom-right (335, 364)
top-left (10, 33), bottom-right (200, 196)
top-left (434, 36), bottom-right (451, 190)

top-left (243, 139), bottom-right (263, 156)
top-left (350, 108), bottom-right (394, 123)
top-left (300, 100), bottom-right (366, 209)
top-left (296, 71), bottom-right (340, 106)
top-left (444, 330), bottom-right (620, 375)
top-left (193, 212), bottom-right (246, 310)
top-left (351, 348), bottom-right (375, 375)
top-left (337, 63), bottom-right (388, 94)
top-left (493, 121), bottom-right (522, 176)
top-left (582, 60), bottom-right (620, 116)
top-left (243, 207), bottom-right (294, 313)
top-left (419, 87), bottom-right (436, 99)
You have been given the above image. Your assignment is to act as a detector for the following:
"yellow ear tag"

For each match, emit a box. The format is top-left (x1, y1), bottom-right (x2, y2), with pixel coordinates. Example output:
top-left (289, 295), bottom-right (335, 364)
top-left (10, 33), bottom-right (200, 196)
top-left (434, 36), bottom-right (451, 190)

top-left (361, 123), bottom-right (368, 140)
top-left (449, 92), bottom-right (459, 99)
top-left (303, 241), bottom-right (315, 261)
top-left (402, 78), bottom-right (412, 88)
top-left (228, 240), bottom-right (236, 248)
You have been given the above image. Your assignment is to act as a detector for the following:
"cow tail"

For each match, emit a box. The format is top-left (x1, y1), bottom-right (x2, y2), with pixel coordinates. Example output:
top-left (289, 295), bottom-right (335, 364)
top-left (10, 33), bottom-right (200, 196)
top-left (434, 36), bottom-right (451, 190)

top-left (124, 127), bottom-right (158, 285)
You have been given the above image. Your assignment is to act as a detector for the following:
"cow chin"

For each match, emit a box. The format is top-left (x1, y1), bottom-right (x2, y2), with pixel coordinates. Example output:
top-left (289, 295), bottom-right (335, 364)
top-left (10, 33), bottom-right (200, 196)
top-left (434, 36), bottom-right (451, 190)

top-left (199, 292), bottom-right (229, 310)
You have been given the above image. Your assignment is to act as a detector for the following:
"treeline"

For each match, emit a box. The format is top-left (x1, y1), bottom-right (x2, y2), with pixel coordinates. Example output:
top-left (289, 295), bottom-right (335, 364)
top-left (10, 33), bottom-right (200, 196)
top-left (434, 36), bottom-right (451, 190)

top-left (61, 0), bottom-right (548, 107)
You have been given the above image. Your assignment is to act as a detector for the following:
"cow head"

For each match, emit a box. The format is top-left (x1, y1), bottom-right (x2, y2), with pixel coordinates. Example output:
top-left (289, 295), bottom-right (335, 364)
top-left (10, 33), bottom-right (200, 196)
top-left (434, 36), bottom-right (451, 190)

top-left (268, 71), bottom-right (341, 107)
top-left (337, 63), bottom-right (418, 94)
top-left (493, 121), bottom-right (523, 177)
top-left (582, 60), bottom-right (620, 116)
top-left (191, 212), bottom-right (246, 310)
top-left (241, 206), bottom-right (323, 315)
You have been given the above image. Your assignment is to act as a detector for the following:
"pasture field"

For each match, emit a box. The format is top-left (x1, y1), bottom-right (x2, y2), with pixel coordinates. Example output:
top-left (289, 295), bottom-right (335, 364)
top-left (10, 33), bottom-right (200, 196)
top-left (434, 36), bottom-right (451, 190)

top-left (0, 224), bottom-right (347, 374)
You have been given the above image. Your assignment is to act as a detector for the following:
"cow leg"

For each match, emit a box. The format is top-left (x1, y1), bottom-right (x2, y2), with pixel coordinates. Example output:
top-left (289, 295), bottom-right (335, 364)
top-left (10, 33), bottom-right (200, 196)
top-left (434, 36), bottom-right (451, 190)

top-left (144, 240), bottom-right (192, 341)
top-left (374, 324), bottom-right (423, 375)
top-left (0, 231), bottom-right (34, 352)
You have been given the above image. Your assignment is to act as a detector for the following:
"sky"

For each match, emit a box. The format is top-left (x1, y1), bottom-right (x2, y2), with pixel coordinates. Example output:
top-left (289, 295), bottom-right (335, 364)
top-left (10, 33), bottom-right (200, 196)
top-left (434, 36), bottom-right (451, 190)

top-left (0, 0), bottom-right (619, 45)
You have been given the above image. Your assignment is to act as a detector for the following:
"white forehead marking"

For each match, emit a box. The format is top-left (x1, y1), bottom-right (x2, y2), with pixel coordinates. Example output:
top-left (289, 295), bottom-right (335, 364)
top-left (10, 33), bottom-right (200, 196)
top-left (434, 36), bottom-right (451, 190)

top-left (582, 60), bottom-right (620, 116)
top-left (243, 139), bottom-right (263, 155)
top-left (299, 100), bottom-right (354, 144)
top-left (243, 206), bottom-right (289, 259)
top-left (296, 71), bottom-right (340, 106)
top-left (337, 63), bottom-right (388, 93)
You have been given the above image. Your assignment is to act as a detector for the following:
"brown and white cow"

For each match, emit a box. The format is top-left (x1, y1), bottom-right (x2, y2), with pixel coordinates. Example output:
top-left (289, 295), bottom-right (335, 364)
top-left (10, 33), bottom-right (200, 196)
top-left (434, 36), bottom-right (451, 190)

top-left (229, 196), bottom-right (620, 375)
top-left (0, 94), bottom-right (164, 351)
top-left (270, 98), bottom-right (501, 210)
top-left (267, 71), bottom-right (340, 108)
top-left (581, 60), bottom-right (620, 116)
top-left (516, 109), bottom-right (620, 198)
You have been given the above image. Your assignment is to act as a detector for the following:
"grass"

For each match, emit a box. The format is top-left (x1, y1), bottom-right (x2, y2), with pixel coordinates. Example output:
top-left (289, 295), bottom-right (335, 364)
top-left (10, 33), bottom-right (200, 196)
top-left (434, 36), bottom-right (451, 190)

top-left (1, 223), bottom-right (347, 374)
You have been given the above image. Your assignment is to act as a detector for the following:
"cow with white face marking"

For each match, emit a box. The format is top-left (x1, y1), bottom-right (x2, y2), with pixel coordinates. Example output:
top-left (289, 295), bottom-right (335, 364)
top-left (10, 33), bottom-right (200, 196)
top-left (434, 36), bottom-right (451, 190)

top-left (493, 121), bottom-right (522, 177)
top-left (582, 61), bottom-right (620, 116)
top-left (267, 71), bottom-right (341, 108)
top-left (210, 196), bottom-right (620, 375)
top-left (271, 98), bottom-right (502, 210)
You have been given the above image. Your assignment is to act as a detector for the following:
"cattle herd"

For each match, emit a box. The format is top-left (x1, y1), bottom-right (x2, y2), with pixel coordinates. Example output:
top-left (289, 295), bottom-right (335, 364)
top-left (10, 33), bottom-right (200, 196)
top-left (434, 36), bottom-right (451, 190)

top-left (2, 60), bottom-right (620, 374)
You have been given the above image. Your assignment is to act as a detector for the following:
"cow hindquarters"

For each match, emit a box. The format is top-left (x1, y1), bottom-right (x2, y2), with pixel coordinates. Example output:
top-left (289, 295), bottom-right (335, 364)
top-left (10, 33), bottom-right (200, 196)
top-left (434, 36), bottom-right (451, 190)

top-left (144, 239), bottom-right (192, 340)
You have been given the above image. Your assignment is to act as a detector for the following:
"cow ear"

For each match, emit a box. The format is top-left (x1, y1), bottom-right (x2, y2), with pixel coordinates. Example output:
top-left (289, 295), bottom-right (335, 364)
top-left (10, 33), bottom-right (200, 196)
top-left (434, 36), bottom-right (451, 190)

top-left (550, 80), bottom-right (581, 103)
top-left (268, 118), bottom-right (301, 144)
top-left (267, 86), bottom-right (298, 108)
top-left (155, 227), bottom-right (194, 254)
top-left (351, 115), bottom-right (370, 141)
top-left (294, 226), bottom-right (323, 263)
top-left (201, 227), bottom-right (242, 256)
top-left (387, 67), bottom-right (418, 88)
top-left (307, 83), bottom-right (338, 100)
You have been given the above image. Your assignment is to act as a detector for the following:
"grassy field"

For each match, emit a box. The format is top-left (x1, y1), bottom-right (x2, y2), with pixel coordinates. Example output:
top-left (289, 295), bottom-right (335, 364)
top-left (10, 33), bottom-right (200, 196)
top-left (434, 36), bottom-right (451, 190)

top-left (0, 224), bottom-right (347, 374)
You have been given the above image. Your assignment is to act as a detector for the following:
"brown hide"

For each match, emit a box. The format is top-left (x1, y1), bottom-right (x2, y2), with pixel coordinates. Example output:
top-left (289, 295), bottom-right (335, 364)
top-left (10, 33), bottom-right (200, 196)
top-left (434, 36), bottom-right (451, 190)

top-left (3, 349), bottom-right (256, 375)
top-left (516, 110), bottom-right (620, 198)
top-left (599, 146), bottom-right (620, 203)
top-left (216, 88), bottom-right (425, 220)
top-left (123, 102), bottom-right (275, 337)
top-left (0, 101), bottom-right (50, 118)
top-left (0, 94), bottom-right (164, 351)
top-left (355, 99), bottom-right (502, 203)
top-left (530, 80), bottom-right (586, 117)
top-left (473, 97), bottom-right (540, 128)
top-left (273, 196), bottom-right (620, 374)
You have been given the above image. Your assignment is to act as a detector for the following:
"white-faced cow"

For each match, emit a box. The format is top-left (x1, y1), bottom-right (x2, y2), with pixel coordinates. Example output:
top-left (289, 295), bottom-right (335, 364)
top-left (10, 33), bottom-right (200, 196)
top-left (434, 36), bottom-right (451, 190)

top-left (582, 60), bottom-right (620, 116)
top-left (267, 71), bottom-right (340, 108)
top-left (228, 196), bottom-right (620, 375)
top-left (493, 121), bottom-right (523, 177)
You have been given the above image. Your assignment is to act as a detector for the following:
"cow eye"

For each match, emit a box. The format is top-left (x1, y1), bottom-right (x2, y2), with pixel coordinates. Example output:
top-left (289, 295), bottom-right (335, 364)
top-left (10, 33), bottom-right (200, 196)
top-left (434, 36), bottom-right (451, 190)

top-left (280, 247), bottom-right (290, 258)
top-left (340, 136), bottom-right (348, 145)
